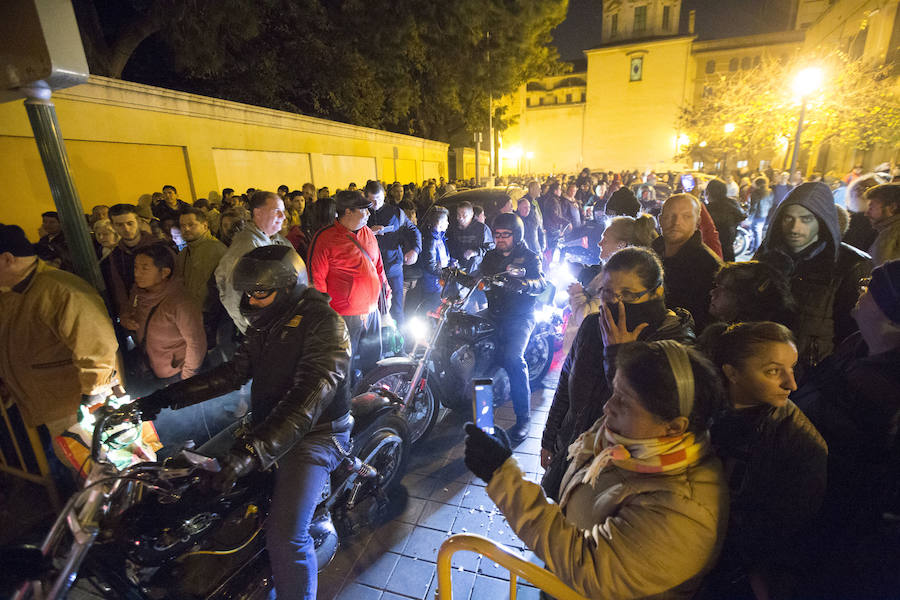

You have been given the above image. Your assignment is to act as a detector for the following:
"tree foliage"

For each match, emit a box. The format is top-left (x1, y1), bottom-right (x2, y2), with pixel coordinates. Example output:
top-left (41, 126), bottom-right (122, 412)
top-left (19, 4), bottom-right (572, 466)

top-left (73, 0), bottom-right (568, 145)
top-left (677, 49), bottom-right (900, 163)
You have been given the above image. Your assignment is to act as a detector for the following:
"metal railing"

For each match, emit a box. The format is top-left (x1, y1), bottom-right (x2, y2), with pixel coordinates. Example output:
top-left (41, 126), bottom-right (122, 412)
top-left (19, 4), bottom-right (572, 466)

top-left (0, 394), bottom-right (61, 511)
top-left (436, 533), bottom-right (588, 600)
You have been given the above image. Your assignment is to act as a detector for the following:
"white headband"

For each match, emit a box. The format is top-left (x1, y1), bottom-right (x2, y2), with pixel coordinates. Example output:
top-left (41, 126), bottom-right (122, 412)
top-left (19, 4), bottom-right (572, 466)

top-left (657, 340), bottom-right (695, 418)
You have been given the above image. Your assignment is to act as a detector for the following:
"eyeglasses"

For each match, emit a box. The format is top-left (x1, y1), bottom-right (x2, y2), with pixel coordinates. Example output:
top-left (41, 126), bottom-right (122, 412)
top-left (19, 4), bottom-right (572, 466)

top-left (246, 289), bottom-right (275, 300)
top-left (599, 284), bottom-right (659, 304)
top-left (494, 231), bottom-right (514, 239)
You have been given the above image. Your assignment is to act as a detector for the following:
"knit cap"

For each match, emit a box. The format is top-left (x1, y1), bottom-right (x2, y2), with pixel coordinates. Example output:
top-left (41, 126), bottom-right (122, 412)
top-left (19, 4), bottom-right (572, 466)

top-left (0, 224), bottom-right (36, 256)
top-left (869, 259), bottom-right (900, 323)
top-left (605, 187), bottom-right (640, 217)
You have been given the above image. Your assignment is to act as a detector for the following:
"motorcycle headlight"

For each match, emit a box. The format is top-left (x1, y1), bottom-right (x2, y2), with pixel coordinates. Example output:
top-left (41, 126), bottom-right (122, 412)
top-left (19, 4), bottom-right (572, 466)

top-left (404, 316), bottom-right (432, 345)
top-left (535, 304), bottom-right (562, 324)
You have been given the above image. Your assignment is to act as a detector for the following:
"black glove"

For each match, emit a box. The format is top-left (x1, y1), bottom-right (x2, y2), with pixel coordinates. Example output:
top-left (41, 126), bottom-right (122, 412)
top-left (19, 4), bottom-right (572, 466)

top-left (210, 442), bottom-right (259, 493)
top-left (498, 274), bottom-right (527, 292)
top-left (464, 423), bottom-right (512, 484)
top-left (135, 388), bottom-right (172, 421)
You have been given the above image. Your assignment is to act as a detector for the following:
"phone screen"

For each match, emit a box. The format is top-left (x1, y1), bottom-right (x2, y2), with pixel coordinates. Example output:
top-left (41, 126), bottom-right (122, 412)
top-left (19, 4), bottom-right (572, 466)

top-left (472, 378), bottom-right (494, 434)
top-left (681, 174), bottom-right (696, 192)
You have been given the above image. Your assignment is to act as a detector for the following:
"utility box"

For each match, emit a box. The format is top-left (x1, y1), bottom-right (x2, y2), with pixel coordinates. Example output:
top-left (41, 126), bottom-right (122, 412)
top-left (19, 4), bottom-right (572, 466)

top-left (0, 0), bottom-right (89, 103)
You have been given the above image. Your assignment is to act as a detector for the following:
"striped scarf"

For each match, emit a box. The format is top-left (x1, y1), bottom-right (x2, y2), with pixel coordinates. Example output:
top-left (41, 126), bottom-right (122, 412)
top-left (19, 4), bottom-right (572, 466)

top-left (567, 417), bottom-right (710, 488)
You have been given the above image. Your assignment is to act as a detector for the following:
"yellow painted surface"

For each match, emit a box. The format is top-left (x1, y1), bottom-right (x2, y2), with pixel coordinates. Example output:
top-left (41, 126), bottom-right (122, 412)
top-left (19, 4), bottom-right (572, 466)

top-left (0, 76), bottom-right (448, 229)
top-left (582, 36), bottom-right (695, 171)
top-left (0, 135), bottom-right (191, 235)
top-left (211, 148), bottom-right (312, 194)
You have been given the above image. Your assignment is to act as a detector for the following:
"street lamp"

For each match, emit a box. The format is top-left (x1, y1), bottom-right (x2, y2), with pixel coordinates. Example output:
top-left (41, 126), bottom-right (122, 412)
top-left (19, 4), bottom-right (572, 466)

top-left (723, 122), bottom-right (735, 134)
top-left (789, 66), bottom-right (824, 175)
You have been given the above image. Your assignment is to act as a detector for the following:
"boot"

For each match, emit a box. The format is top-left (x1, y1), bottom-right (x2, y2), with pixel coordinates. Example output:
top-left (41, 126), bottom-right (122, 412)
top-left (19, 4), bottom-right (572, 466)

top-left (507, 416), bottom-right (531, 444)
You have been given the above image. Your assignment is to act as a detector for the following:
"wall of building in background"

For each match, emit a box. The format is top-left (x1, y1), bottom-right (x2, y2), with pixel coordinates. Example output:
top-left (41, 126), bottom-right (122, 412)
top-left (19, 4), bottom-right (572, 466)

top-left (581, 36), bottom-right (695, 172)
top-left (0, 75), bottom-right (448, 234)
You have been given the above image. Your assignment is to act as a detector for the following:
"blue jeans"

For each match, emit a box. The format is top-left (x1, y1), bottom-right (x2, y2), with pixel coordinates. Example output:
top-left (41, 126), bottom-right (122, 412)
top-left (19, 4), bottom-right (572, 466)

top-left (496, 316), bottom-right (536, 419)
top-left (198, 420), bottom-right (350, 600)
top-left (386, 272), bottom-right (405, 326)
top-left (151, 394), bottom-right (246, 459)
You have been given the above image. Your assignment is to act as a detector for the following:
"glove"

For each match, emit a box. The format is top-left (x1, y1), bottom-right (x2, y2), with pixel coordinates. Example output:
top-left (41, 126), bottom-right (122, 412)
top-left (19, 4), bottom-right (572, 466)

top-left (501, 275), bottom-right (528, 292)
top-left (464, 423), bottom-right (512, 484)
top-left (135, 388), bottom-right (172, 421)
top-left (210, 442), bottom-right (259, 493)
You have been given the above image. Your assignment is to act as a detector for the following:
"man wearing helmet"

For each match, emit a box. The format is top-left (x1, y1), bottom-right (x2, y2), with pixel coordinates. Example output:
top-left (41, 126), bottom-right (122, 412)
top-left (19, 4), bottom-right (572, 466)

top-left (477, 213), bottom-right (547, 442)
top-left (137, 244), bottom-right (352, 600)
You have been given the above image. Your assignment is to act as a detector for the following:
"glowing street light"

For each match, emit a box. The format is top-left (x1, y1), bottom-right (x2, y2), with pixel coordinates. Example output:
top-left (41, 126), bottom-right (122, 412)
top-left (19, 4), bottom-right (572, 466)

top-left (723, 122), bottom-right (735, 134)
top-left (789, 66), bottom-right (825, 174)
top-left (699, 141), bottom-right (708, 148)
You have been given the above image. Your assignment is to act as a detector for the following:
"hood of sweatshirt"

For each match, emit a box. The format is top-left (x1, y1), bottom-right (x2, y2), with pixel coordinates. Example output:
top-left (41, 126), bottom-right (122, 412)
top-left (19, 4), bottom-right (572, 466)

top-left (758, 182), bottom-right (841, 262)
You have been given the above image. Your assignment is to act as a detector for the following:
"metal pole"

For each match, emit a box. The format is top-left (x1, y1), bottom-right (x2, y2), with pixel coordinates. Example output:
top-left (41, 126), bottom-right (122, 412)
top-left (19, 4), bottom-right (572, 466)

top-left (789, 99), bottom-right (807, 176)
top-left (489, 92), bottom-right (494, 179)
top-left (474, 132), bottom-right (481, 186)
top-left (22, 84), bottom-right (105, 295)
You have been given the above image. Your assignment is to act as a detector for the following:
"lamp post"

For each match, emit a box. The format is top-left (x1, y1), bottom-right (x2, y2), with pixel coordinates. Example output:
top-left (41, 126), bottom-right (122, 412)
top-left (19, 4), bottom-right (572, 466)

top-left (789, 67), bottom-right (824, 176)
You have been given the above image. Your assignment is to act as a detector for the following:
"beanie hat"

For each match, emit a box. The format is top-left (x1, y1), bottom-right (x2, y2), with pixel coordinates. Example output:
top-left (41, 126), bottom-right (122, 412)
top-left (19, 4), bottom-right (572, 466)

top-left (0, 224), bottom-right (36, 257)
top-left (869, 259), bottom-right (900, 323)
top-left (606, 187), bottom-right (640, 217)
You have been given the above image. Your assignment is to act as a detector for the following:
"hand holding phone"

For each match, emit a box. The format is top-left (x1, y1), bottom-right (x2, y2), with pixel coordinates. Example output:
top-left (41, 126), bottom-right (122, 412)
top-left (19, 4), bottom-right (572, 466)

top-left (472, 378), bottom-right (494, 434)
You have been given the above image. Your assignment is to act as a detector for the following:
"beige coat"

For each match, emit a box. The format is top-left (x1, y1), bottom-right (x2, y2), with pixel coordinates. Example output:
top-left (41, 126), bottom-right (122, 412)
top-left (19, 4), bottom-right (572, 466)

top-left (487, 444), bottom-right (728, 599)
top-left (0, 261), bottom-right (119, 427)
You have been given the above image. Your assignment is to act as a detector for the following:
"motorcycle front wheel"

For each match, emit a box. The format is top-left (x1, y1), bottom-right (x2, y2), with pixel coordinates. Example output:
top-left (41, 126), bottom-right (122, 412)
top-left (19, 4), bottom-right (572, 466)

top-left (357, 365), bottom-right (439, 444)
top-left (526, 323), bottom-right (554, 388)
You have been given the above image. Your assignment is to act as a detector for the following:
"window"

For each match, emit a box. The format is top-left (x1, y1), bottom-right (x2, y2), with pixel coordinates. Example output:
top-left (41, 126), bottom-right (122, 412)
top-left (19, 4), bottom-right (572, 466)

top-left (705, 60), bottom-right (715, 74)
top-left (741, 56), bottom-right (751, 70)
top-left (729, 58), bottom-right (739, 71)
top-left (580, 92), bottom-right (586, 102)
top-left (663, 6), bottom-right (671, 31)
top-left (693, 161), bottom-right (704, 170)
top-left (736, 160), bottom-right (749, 169)
top-left (611, 14), bottom-right (618, 37)
top-left (538, 97), bottom-right (544, 106)
top-left (753, 55), bottom-right (760, 66)
top-left (526, 98), bottom-right (531, 107)
top-left (702, 85), bottom-right (713, 97)
top-left (634, 6), bottom-right (647, 33)
top-left (566, 93), bottom-right (572, 103)
top-left (759, 160), bottom-right (771, 170)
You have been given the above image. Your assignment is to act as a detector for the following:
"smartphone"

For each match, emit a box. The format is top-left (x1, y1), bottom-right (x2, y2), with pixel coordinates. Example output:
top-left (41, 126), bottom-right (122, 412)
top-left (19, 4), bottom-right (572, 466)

top-left (472, 378), bottom-right (494, 434)
top-left (680, 173), bottom-right (696, 192)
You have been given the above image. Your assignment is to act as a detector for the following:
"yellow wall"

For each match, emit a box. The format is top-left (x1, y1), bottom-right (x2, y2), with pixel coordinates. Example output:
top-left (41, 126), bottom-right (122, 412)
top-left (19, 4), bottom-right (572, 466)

top-left (0, 75), bottom-right (448, 233)
top-left (582, 36), bottom-right (695, 171)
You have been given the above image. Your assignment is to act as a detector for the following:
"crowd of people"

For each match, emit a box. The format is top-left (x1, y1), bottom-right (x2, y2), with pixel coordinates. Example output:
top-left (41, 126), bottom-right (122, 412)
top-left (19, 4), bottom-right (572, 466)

top-left (2, 161), bottom-right (899, 599)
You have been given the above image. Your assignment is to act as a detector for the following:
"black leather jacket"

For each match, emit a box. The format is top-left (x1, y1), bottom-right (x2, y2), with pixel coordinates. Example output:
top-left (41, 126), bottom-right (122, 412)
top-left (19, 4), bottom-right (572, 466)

top-left (163, 286), bottom-right (351, 469)
top-left (477, 242), bottom-right (547, 318)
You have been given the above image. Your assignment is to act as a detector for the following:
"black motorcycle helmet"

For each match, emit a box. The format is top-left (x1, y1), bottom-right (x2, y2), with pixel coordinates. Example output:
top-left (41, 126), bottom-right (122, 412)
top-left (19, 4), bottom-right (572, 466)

top-left (234, 245), bottom-right (308, 330)
top-left (492, 212), bottom-right (525, 245)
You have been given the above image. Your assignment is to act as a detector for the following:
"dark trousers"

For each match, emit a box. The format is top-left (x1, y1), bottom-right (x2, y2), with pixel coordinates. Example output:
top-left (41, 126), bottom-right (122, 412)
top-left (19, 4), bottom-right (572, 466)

top-left (343, 312), bottom-right (382, 384)
top-left (386, 272), bottom-right (405, 326)
top-left (198, 419), bottom-right (350, 600)
top-left (495, 315), bottom-right (536, 419)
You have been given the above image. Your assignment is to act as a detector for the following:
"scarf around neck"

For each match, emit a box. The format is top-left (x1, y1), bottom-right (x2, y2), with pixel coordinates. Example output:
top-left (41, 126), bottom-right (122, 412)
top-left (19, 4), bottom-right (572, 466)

top-left (567, 417), bottom-right (710, 488)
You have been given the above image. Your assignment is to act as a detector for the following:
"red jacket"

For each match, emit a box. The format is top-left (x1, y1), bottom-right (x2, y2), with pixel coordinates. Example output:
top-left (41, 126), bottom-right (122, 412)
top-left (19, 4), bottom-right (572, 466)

top-left (308, 220), bottom-right (390, 316)
top-left (699, 202), bottom-right (724, 260)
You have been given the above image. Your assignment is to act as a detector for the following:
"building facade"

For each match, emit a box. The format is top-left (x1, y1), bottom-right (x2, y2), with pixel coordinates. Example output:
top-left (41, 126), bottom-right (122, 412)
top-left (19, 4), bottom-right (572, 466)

top-left (500, 0), bottom-right (899, 175)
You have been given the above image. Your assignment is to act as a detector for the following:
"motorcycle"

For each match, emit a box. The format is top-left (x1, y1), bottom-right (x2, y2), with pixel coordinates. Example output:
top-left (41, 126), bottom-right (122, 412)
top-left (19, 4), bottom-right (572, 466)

top-left (8, 389), bottom-right (409, 600)
top-left (356, 267), bottom-right (563, 443)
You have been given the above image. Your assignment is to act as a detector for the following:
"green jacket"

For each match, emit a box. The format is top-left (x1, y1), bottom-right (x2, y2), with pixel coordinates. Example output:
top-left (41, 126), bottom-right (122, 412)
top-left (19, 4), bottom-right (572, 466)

top-left (175, 230), bottom-right (226, 312)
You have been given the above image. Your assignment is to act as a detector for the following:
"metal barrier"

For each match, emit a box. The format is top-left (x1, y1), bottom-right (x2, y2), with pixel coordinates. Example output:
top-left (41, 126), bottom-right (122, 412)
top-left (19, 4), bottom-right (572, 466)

top-left (436, 533), bottom-right (589, 600)
top-left (0, 394), bottom-right (61, 511)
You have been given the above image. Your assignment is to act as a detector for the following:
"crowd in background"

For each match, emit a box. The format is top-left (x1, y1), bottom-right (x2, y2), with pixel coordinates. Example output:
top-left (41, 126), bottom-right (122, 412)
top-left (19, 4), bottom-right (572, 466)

top-left (3, 157), bottom-right (900, 599)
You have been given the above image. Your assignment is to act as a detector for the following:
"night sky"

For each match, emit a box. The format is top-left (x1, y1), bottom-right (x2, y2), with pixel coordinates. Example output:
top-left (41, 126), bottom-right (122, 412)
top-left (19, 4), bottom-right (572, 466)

top-left (553, 0), bottom-right (796, 61)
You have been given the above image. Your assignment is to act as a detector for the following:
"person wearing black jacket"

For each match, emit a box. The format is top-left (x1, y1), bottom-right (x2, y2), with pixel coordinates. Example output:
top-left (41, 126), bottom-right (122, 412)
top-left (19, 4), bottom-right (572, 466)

top-left (477, 213), bottom-right (546, 442)
top-left (447, 200), bottom-right (494, 273)
top-left (540, 247), bottom-right (695, 500)
top-left (754, 182), bottom-right (871, 378)
top-left (652, 193), bottom-right (723, 331)
top-left (704, 179), bottom-right (746, 262)
top-left (366, 180), bottom-right (422, 325)
top-left (137, 245), bottom-right (351, 600)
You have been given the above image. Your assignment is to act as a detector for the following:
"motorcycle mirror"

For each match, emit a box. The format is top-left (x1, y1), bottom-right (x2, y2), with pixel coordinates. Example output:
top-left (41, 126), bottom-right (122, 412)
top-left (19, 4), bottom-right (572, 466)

top-left (506, 266), bottom-right (526, 278)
